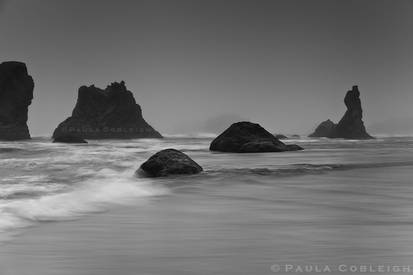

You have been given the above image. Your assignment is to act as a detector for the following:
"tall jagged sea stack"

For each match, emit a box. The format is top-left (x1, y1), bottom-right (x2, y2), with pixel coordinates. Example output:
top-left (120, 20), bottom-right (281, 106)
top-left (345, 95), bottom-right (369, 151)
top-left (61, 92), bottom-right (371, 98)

top-left (309, 86), bottom-right (373, 139)
top-left (0, 61), bottom-right (34, 140)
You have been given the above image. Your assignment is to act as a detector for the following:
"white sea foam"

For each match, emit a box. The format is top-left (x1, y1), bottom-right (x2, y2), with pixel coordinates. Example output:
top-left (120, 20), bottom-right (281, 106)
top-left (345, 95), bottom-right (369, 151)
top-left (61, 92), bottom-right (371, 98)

top-left (0, 168), bottom-right (167, 236)
top-left (2, 135), bottom-right (413, 242)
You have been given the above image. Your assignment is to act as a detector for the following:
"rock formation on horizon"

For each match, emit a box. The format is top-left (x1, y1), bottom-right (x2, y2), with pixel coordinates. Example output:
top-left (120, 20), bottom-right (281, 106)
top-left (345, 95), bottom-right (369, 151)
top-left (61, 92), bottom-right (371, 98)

top-left (53, 81), bottom-right (162, 139)
top-left (210, 121), bottom-right (303, 153)
top-left (0, 61), bottom-right (34, 140)
top-left (309, 119), bottom-right (336, 138)
top-left (309, 86), bottom-right (373, 139)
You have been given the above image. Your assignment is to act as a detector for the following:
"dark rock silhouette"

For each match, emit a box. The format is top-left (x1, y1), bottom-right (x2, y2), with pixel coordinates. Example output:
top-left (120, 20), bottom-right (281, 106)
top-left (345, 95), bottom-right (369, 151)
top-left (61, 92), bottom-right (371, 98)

top-left (274, 134), bottom-right (288, 140)
top-left (210, 122), bottom-right (303, 153)
top-left (53, 135), bottom-right (87, 143)
top-left (309, 119), bottom-right (336, 138)
top-left (139, 149), bottom-right (203, 177)
top-left (331, 86), bottom-right (373, 139)
top-left (0, 61), bottom-right (34, 140)
top-left (53, 81), bottom-right (162, 139)
top-left (309, 86), bottom-right (373, 139)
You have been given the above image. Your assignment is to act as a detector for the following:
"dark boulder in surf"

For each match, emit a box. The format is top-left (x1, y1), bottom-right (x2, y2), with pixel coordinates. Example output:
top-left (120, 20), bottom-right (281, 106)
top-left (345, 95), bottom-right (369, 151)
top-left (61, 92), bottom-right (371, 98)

top-left (53, 135), bottom-right (88, 143)
top-left (309, 119), bottom-right (336, 138)
top-left (139, 149), bottom-right (203, 177)
top-left (0, 61), bottom-right (34, 140)
top-left (309, 86), bottom-right (373, 139)
top-left (209, 121), bottom-right (303, 153)
top-left (53, 81), bottom-right (162, 139)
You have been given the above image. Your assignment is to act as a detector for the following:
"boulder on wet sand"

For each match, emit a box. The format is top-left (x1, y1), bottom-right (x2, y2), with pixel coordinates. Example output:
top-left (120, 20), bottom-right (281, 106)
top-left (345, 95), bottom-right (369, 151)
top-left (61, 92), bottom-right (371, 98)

top-left (53, 81), bottom-right (162, 139)
top-left (209, 121), bottom-right (303, 153)
top-left (0, 61), bottom-right (34, 140)
top-left (309, 86), bottom-right (373, 139)
top-left (139, 149), bottom-right (203, 177)
top-left (53, 135), bottom-right (87, 143)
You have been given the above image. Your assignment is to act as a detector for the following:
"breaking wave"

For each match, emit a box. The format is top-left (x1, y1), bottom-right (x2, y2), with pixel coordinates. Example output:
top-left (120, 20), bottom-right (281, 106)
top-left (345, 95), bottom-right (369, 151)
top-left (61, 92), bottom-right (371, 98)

top-left (0, 168), bottom-right (167, 240)
top-left (1, 135), bottom-right (413, 240)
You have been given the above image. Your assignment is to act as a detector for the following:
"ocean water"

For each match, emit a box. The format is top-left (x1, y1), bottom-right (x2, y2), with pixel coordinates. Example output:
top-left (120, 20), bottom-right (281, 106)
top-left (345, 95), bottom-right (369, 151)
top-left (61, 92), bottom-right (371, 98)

top-left (1, 136), bottom-right (413, 274)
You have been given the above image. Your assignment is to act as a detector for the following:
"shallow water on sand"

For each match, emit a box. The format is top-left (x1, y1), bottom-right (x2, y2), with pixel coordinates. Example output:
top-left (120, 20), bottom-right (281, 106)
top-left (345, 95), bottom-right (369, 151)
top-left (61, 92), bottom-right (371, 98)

top-left (1, 136), bottom-right (413, 274)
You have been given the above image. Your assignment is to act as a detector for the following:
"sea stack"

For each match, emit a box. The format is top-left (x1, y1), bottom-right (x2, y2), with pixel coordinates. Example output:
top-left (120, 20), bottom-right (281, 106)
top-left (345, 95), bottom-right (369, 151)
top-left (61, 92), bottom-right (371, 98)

top-left (309, 85), bottom-right (373, 139)
top-left (53, 81), bottom-right (162, 139)
top-left (210, 121), bottom-right (303, 153)
top-left (0, 61), bottom-right (34, 140)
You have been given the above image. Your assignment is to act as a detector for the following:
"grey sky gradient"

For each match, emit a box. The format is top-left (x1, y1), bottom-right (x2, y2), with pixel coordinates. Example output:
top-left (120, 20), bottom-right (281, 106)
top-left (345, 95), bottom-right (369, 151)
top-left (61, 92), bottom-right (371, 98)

top-left (1, 0), bottom-right (412, 136)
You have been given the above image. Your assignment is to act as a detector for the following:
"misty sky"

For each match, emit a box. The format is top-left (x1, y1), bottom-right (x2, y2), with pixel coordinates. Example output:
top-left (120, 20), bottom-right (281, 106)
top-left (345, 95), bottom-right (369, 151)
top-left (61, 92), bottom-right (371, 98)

top-left (1, 0), bottom-right (412, 136)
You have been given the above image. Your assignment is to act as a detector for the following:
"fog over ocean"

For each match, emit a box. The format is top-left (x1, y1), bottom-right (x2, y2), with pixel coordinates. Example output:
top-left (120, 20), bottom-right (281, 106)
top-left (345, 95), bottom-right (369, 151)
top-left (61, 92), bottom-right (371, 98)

top-left (2, 0), bottom-right (413, 136)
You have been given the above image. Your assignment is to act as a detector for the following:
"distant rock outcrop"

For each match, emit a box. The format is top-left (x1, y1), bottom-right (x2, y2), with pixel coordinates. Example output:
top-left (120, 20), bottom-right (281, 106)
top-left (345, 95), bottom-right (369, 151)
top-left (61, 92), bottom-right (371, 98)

top-left (53, 81), bottom-right (162, 139)
top-left (139, 149), bottom-right (203, 177)
top-left (0, 61), bottom-right (34, 140)
top-left (210, 121), bottom-right (303, 153)
top-left (309, 86), bottom-right (373, 139)
top-left (309, 119), bottom-right (336, 138)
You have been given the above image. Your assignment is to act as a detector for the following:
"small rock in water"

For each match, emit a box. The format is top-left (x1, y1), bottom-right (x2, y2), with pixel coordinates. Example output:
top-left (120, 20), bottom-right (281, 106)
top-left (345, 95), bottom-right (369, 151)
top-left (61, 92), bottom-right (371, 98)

top-left (274, 134), bottom-right (288, 140)
top-left (285, 144), bottom-right (304, 151)
top-left (139, 149), bottom-right (203, 177)
top-left (53, 135), bottom-right (88, 143)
